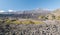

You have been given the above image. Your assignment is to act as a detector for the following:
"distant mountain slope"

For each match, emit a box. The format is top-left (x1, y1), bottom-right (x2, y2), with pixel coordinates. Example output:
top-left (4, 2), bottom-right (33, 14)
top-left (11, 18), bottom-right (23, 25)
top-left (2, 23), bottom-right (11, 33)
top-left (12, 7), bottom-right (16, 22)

top-left (0, 8), bottom-right (51, 14)
top-left (0, 9), bottom-right (51, 19)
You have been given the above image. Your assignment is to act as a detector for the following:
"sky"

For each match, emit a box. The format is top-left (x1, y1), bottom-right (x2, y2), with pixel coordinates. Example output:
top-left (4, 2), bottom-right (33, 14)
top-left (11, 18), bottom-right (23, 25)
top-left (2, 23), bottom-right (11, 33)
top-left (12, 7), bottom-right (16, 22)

top-left (0, 0), bottom-right (60, 12)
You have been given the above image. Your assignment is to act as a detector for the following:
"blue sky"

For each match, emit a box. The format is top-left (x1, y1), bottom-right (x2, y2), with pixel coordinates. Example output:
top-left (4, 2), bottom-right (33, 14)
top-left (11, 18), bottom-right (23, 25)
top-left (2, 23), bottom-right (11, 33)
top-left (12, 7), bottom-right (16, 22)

top-left (0, 0), bottom-right (60, 11)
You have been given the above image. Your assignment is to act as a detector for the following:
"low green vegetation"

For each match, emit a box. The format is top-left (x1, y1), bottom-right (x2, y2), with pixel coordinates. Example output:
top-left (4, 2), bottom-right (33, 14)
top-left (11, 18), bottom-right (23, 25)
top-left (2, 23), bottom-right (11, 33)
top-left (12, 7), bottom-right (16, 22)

top-left (0, 18), bottom-right (44, 24)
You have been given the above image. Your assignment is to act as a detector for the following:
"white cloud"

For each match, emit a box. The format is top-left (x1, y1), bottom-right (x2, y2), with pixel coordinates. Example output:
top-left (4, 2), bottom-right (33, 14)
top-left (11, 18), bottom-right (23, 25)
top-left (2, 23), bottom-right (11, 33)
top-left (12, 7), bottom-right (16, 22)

top-left (0, 10), bottom-right (5, 12)
top-left (8, 10), bottom-right (14, 12)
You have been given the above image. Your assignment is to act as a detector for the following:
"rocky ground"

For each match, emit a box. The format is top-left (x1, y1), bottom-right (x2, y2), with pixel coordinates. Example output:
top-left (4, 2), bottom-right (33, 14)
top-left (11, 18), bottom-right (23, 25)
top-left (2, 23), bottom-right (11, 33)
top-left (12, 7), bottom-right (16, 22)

top-left (0, 20), bottom-right (60, 35)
